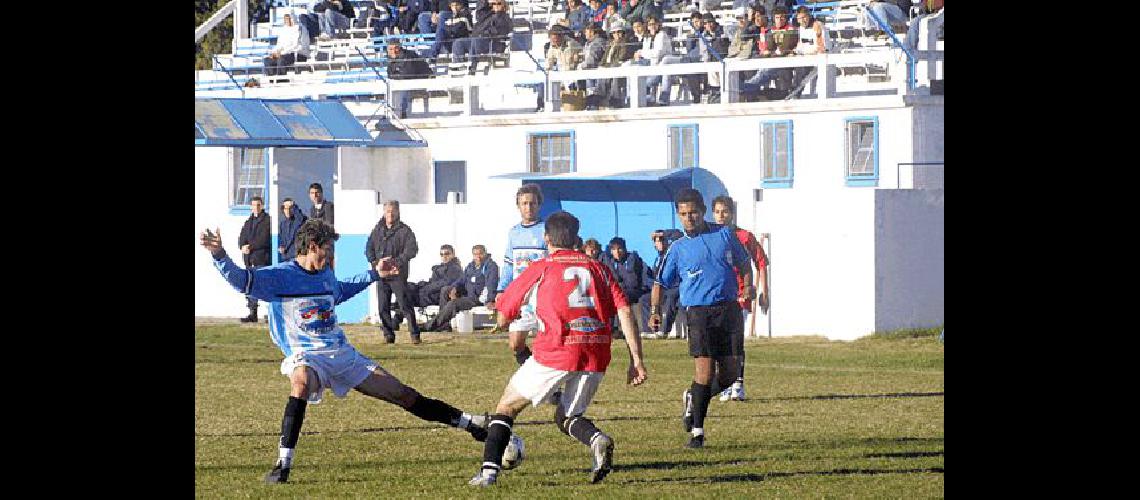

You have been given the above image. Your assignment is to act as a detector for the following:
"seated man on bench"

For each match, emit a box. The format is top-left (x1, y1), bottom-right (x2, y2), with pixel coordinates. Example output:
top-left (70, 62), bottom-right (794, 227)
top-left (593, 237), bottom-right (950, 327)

top-left (422, 244), bottom-right (499, 332)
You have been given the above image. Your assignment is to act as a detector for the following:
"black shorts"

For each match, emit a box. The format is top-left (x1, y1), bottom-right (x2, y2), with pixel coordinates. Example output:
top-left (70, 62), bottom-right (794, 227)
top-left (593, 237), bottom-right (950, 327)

top-left (685, 300), bottom-right (744, 357)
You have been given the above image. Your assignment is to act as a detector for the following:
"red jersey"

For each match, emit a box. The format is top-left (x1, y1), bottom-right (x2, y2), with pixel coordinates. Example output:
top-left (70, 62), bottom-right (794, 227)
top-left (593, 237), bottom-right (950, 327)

top-left (733, 227), bottom-right (769, 313)
top-left (495, 249), bottom-right (629, 372)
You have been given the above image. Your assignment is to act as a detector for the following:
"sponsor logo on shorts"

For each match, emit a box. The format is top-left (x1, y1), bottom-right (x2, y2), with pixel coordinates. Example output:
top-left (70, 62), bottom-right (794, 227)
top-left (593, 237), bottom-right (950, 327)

top-left (567, 316), bottom-right (605, 333)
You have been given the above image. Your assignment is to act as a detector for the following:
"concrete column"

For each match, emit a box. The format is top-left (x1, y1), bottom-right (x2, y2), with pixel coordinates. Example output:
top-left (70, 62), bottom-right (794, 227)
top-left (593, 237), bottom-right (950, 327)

top-left (234, 0), bottom-right (249, 45)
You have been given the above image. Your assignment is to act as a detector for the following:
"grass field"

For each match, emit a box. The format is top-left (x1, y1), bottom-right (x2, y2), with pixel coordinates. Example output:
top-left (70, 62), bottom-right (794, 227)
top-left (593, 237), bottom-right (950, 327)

top-left (195, 322), bottom-right (944, 498)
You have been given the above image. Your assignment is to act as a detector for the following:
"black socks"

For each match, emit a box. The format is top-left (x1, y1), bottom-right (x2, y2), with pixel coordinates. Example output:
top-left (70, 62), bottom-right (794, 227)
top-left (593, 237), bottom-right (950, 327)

top-left (280, 396), bottom-right (307, 449)
top-left (482, 414), bottom-right (515, 472)
top-left (690, 382), bottom-right (712, 431)
top-left (564, 415), bottom-right (603, 447)
top-left (407, 393), bottom-right (462, 427)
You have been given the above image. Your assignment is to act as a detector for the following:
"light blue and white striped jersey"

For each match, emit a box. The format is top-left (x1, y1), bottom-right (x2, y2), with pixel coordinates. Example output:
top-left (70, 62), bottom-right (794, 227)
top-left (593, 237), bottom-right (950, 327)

top-left (497, 218), bottom-right (548, 292)
top-left (212, 255), bottom-right (378, 356)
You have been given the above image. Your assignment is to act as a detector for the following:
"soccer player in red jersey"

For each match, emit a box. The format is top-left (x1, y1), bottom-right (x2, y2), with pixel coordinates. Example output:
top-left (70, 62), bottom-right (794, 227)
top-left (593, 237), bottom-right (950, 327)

top-left (711, 195), bottom-right (769, 401)
top-left (468, 211), bottom-right (649, 487)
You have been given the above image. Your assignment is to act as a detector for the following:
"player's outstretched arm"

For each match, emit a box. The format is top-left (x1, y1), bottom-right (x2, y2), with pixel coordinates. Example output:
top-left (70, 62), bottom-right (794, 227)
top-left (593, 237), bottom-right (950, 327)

top-left (617, 306), bottom-right (648, 386)
top-left (201, 227), bottom-right (279, 303)
top-left (333, 257), bottom-right (395, 304)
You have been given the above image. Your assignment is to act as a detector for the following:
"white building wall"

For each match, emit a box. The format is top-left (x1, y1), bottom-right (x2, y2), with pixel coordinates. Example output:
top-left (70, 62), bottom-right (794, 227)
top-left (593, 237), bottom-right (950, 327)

top-left (195, 147), bottom-right (263, 318)
top-left (874, 189), bottom-right (945, 332)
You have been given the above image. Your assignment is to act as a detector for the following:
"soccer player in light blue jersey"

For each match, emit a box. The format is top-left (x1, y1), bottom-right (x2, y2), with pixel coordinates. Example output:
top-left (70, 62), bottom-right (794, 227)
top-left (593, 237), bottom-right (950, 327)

top-left (200, 219), bottom-right (489, 484)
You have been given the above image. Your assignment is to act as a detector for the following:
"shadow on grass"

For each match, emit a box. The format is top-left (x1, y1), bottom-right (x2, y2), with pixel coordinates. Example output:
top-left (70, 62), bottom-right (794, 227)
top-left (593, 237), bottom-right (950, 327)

top-left (865, 450), bottom-right (944, 458)
top-left (615, 467), bottom-right (945, 485)
top-left (757, 391), bottom-right (944, 402)
top-left (196, 358), bottom-right (280, 364)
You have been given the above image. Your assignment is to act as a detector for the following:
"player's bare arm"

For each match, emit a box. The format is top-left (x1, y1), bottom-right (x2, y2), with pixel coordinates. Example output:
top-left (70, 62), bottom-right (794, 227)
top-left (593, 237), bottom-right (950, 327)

top-left (648, 282), bottom-right (664, 331)
top-left (616, 306), bottom-right (648, 386)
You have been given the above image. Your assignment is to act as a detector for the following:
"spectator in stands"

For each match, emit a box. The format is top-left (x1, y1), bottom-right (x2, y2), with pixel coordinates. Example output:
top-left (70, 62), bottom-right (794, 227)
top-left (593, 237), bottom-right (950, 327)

top-left (638, 229), bottom-right (682, 336)
top-left (546, 24), bottom-right (583, 71)
top-left (368, 0), bottom-right (400, 36)
top-left (602, 2), bottom-right (625, 33)
top-left (385, 39), bottom-right (433, 118)
top-left (905, 1), bottom-right (943, 53)
top-left (314, 0), bottom-right (356, 39)
top-left (740, 6), bottom-right (784, 101)
top-left (567, 0), bottom-right (592, 35)
top-left (573, 22), bottom-right (606, 97)
top-left (726, 7), bottom-right (757, 59)
top-left (583, 238), bottom-right (603, 260)
top-left (395, 0), bottom-right (426, 34)
top-left (862, 0), bottom-right (910, 34)
top-left (788, 6), bottom-right (832, 95)
top-left (263, 13), bottom-right (311, 77)
top-left (451, 0), bottom-right (512, 75)
top-left (635, 15), bottom-right (678, 106)
top-left (416, 0), bottom-right (444, 35)
top-left (683, 13), bottom-right (729, 103)
top-left (238, 196), bottom-right (272, 323)
top-left (589, 20), bottom-right (636, 109)
top-left (587, 0), bottom-right (606, 24)
top-left (366, 200), bottom-right (422, 344)
top-left (422, 244), bottom-right (499, 332)
top-left (410, 244), bottom-right (465, 307)
top-left (308, 182), bottom-right (334, 228)
top-left (631, 19), bottom-right (647, 45)
top-left (428, 0), bottom-right (473, 59)
top-left (621, 0), bottom-right (661, 25)
top-left (278, 197), bottom-right (308, 262)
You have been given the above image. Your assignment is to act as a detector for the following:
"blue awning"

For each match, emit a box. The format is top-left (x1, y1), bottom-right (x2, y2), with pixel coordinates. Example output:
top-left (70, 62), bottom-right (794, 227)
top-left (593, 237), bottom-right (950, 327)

top-left (194, 98), bottom-right (377, 147)
top-left (490, 167), bottom-right (730, 260)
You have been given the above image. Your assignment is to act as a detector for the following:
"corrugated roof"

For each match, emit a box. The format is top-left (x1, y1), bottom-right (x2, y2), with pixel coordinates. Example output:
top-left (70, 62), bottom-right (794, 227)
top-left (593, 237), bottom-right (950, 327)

top-left (194, 98), bottom-right (375, 147)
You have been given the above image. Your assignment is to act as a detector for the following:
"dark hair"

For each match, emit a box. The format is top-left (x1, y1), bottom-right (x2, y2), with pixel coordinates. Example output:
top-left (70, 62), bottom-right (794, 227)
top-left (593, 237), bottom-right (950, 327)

top-left (282, 197), bottom-right (295, 207)
top-left (711, 195), bottom-right (735, 212)
top-left (583, 238), bottom-right (601, 251)
top-left (674, 188), bottom-right (706, 212)
top-left (309, 182), bottom-right (324, 192)
top-left (472, 244), bottom-right (487, 253)
top-left (516, 183), bottom-right (544, 206)
top-left (574, 236), bottom-right (584, 251)
top-left (384, 200), bottom-right (400, 209)
top-left (608, 236), bottom-right (626, 250)
top-left (295, 219), bottom-right (339, 255)
top-left (773, 6), bottom-right (788, 15)
top-left (250, 196), bottom-right (264, 203)
top-left (753, 5), bottom-right (766, 15)
top-left (545, 211), bottom-right (580, 249)
top-left (387, 38), bottom-right (401, 46)
top-left (441, 244), bottom-right (455, 253)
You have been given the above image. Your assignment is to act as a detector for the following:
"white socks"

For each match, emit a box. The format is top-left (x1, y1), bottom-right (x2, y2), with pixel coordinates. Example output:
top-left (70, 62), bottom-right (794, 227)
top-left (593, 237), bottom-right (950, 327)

top-left (691, 427), bottom-right (705, 437)
top-left (278, 448), bottom-right (294, 468)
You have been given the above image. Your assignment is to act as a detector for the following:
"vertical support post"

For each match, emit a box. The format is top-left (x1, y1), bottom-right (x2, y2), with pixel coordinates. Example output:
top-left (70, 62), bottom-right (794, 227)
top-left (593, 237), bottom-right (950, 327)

top-left (629, 69), bottom-right (643, 109)
top-left (722, 60), bottom-right (738, 104)
top-left (546, 78), bottom-right (561, 112)
top-left (463, 81), bottom-right (480, 115)
top-left (234, 0), bottom-right (249, 46)
top-left (818, 55), bottom-right (832, 101)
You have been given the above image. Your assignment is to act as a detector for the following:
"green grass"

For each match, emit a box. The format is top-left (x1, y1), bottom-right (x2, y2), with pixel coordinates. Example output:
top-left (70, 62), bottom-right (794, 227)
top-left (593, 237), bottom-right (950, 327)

top-left (195, 323), bottom-right (944, 498)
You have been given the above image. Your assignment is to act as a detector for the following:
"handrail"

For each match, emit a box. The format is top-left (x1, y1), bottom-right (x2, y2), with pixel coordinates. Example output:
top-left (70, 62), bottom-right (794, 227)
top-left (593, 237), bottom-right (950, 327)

top-left (212, 55), bottom-right (246, 98)
top-left (355, 46), bottom-right (426, 143)
top-left (865, 7), bottom-right (915, 91)
top-left (196, 0), bottom-right (236, 42)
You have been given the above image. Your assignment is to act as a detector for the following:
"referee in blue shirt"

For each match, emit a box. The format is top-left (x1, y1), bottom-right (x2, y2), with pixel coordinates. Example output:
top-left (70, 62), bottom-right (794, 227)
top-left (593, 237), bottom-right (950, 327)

top-left (648, 188), bottom-right (753, 449)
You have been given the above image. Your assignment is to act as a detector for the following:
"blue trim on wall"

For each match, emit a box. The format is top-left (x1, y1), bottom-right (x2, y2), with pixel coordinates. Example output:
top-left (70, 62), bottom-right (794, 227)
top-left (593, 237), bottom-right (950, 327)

top-left (760, 120), bottom-right (794, 189)
top-left (844, 116), bottom-right (879, 187)
top-left (333, 234), bottom-right (373, 324)
top-left (528, 130), bottom-right (577, 173)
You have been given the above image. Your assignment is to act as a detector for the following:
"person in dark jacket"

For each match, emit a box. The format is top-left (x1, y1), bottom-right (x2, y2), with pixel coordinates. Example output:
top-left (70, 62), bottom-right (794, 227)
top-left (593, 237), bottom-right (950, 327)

top-left (410, 244), bottom-right (464, 307)
top-left (308, 182), bottom-right (334, 228)
top-left (428, 0), bottom-right (472, 59)
top-left (365, 200), bottom-right (422, 343)
top-left (385, 39), bottom-right (434, 118)
top-left (238, 196), bottom-right (272, 322)
top-left (638, 229), bottom-right (682, 336)
top-left (278, 197), bottom-right (308, 262)
top-left (599, 236), bottom-right (648, 335)
top-left (395, 0), bottom-right (427, 34)
top-left (422, 244), bottom-right (499, 332)
top-left (450, 0), bottom-right (512, 74)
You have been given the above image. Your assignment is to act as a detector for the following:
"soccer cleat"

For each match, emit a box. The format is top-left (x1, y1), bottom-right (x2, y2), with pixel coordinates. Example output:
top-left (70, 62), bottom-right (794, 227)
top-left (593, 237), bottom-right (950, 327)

top-left (589, 433), bottom-right (614, 484)
top-left (468, 469), bottom-right (498, 487)
top-left (264, 462), bottom-right (291, 484)
top-left (466, 413), bottom-right (489, 442)
top-left (685, 434), bottom-right (705, 449)
top-left (383, 335), bottom-right (396, 344)
top-left (411, 335), bottom-right (422, 345)
top-left (681, 389), bottom-right (693, 433)
top-left (731, 383), bottom-right (746, 401)
top-left (718, 387), bottom-right (733, 402)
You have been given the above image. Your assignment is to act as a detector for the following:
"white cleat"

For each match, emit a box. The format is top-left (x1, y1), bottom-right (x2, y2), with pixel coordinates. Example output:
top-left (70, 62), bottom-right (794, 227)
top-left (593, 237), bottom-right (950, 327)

top-left (718, 387), bottom-right (733, 402)
top-left (468, 469), bottom-right (498, 487)
top-left (731, 383), bottom-right (746, 401)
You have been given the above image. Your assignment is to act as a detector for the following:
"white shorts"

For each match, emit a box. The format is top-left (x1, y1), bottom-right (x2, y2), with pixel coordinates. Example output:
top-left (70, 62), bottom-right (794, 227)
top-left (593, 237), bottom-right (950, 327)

top-left (508, 303), bottom-right (539, 333)
top-left (508, 357), bottom-right (604, 417)
top-left (280, 344), bottom-right (378, 404)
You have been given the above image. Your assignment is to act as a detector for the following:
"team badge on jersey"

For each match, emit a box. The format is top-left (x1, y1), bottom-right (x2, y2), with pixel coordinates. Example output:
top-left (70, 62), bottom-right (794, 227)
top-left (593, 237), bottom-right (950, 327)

top-left (296, 298), bottom-right (337, 333)
top-left (567, 316), bottom-right (605, 333)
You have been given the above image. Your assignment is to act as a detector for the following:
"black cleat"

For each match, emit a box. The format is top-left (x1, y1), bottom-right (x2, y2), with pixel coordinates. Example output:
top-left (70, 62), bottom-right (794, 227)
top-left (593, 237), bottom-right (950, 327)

top-left (383, 335), bottom-right (396, 344)
top-left (681, 389), bottom-right (693, 433)
top-left (589, 434), bottom-right (614, 484)
top-left (685, 434), bottom-right (705, 449)
top-left (264, 462), bottom-right (290, 484)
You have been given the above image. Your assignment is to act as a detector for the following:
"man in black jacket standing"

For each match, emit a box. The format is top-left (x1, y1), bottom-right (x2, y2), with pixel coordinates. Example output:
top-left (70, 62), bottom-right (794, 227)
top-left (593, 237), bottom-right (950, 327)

top-left (238, 196), bottom-right (272, 322)
top-left (308, 182), bottom-right (334, 228)
top-left (366, 200), bottom-right (422, 344)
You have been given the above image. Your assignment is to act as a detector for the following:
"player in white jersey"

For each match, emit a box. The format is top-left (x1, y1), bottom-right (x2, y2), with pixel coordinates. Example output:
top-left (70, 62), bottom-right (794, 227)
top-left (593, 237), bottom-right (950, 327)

top-left (487, 184), bottom-right (547, 362)
top-left (201, 219), bottom-right (489, 485)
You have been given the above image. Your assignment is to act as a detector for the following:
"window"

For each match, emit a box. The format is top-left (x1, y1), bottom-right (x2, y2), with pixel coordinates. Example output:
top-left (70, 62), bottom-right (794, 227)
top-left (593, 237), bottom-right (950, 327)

top-left (528, 131), bottom-right (575, 173)
top-left (434, 161), bottom-right (467, 203)
top-left (668, 124), bottom-right (698, 169)
top-left (760, 121), bottom-right (793, 188)
top-left (231, 147), bottom-right (267, 211)
top-left (845, 117), bottom-right (879, 187)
